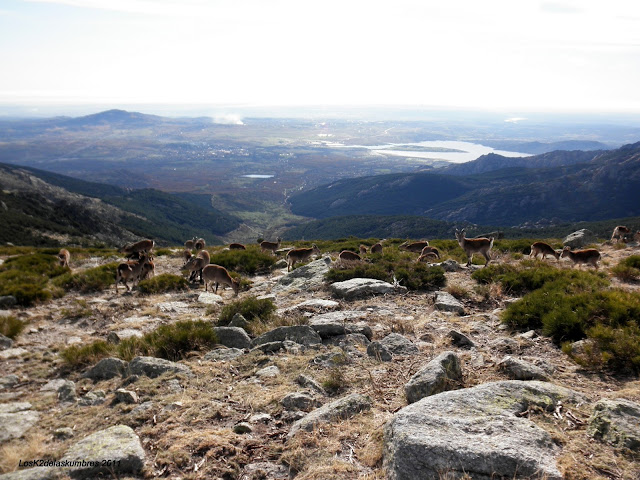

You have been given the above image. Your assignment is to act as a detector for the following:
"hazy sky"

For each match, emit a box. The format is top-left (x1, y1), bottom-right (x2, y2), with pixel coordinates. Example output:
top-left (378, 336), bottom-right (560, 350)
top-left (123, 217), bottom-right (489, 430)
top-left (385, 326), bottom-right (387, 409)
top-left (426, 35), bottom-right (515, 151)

top-left (2, 0), bottom-right (640, 112)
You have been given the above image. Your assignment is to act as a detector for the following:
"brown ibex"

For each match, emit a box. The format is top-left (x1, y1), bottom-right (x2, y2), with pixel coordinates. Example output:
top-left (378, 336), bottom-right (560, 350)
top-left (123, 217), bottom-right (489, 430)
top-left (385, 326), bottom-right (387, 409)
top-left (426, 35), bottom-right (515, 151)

top-left (115, 253), bottom-right (152, 293)
top-left (185, 237), bottom-right (196, 251)
top-left (560, 247), bottom-right (601, 270)
top-left (194, 238), bottom-right (206, 251)
top-left (58, 249), bottom-right (70, 268)
top-left (183, 249), bottom-right (210, 283)
top-left (455, 229), bottom-right (493, 267)
top-left (399, 240), bottom-right (430, 253)
top-left (260, 237), bottom-right (281, 255)
top-left (229, 243), bottom-right (246, 250)
top-left (370, 242), bottom-right (383, 254)
top-left (359, 245), bottom-right (368, 255)
top-left (119, 239), bottom-right (154, 259)
top-left (202, 264), bottom-right (240, 296)
top-left (529, 242), bottom-right (560, 261)
top-left (417, 245), bottom-right (440, 261)
top-left (611, 226), bottom-right (631, 243)
top-left (338, 250), bottom-right (362, 263)
top-left (286, 244), bottom-right (321, 272)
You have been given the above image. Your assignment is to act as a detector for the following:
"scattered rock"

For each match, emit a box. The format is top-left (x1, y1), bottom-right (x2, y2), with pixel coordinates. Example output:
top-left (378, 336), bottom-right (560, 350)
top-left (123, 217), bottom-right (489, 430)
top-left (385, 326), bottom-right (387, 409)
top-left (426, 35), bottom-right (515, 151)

top-left (324, 333), bottom-right (371, 350)
top-left (588, 398), bottom-right (640, 450)
top-left (114, 388), bottom-right (139, 404)
top-left (437, 259), bottom-right (462, 272)
top-left (281, 392), bottom-right (321, 412)
top-left (378, 333), bottom-right (419, 356)
top-left (563, 229), bottom-right (596, 248)
top-left (274, 256), bottom-right (332, 293)
top-left (213, 326), bottom-right (251, 349)
top-left (251, 340), bottom-right (302, 354)
top-left (404, 351), bottom-right (462, 404)
top-left (197, 292), bottom-right (223, 304)
top-left (251, 326), bottom-right (322, 347)
top-left (434, 291), bottom-right (465, 314)
top-left (128, 356), bottom-right (192, 378)
top-left (106, 332), bottom-right (120, 344)
top-left (385, 380), bottom-right (586, 480)
top-left (57, 381), bottom-right (76, 404)
top-left (130, 401), bottom-right (154, 417)
top-left (0, 402), bottom-right (39, 442)
top-left (53, 427), bottom-right (74, 439)
top-left (330, 278), bottom-right (403, 299)
top-left (280, 299), bottom-right (340, 314)
top-left (61, 425), bottom-right (145, 478)
top-left (204, 347), bottom-right (245, 361)
top-left (0, 333), bottom-right (13, 349)
top-left (308, 311), bottom-right (372, 339)
top-left (78, 390), bottom-right (106, 406)
top-left (0, 467), bottom-right (59, 480)
top-left (490, 337), bottom-right (520, 354)
top-left (241, 462), bottom-right (289, 480)
top-left (249, 413), bottom-right (272, 424)
top-left (0, 295), bottom-right (17, 308)
top-left (367, 341), bottom-right (393, 361)
top-left (311, 350), bottom-right (350, 367)
top-left (83, 357), bottom-right (128, 381)
top-left (0, 348), bottom-right (28, 360)
top-left (40, 379), bottom-right (68, 393)
top-left (0, 374), bottom-right (19, 389)
top-left (229, 313), bottom-right (250, 329)
top-left (234, 422), bottom-right (252, 434)
top-left (498, 356), bottom-right (549, 381)
top-left (288, 393), bottom-right (372, 438)
top-left (448, 329), bottom-right (475, 349)
top-left (255, 365), bottom-right (280, 378)
top-left (295, 374), bottom-right (325, 394)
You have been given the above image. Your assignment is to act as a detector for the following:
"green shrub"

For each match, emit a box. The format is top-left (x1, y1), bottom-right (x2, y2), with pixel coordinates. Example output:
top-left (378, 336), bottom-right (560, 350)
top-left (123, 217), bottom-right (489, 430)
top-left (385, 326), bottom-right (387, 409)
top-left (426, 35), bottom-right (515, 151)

top-left (137, 274), bottom-right (189, 294)
top-left (0, 253), bottom-right (70, 306)
top-left (0, 315), bottom-right (25, 339)
top-left (60, 341), bottom-right (114, 368)
top-left (209, 247), bottom-right (276, 275)
top-left (53, 262), bottom-right (118, 292)
top-left (325, 250), bottom-right (445, 291)
top-left (154, 248), bottom-right (173, 256)
top-left (1, 253), bottom-right (68, 278)
top-left (612, 255), bottom-right (640, 282)
top-left (117, 320), bottom-right (218, 362)
top-left (217, 296), bottom-right (276, 326)
top-left (621, 255), bottom-right (640, 270)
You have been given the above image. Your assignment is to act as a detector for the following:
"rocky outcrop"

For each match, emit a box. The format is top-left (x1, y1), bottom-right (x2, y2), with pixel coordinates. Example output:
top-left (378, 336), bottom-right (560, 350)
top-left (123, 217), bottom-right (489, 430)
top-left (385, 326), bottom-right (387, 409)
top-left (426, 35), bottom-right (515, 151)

top-left (385, 381), bottom-right (586, 480)
top-left (498, 356), bottom-right (549, 381)
top-left (588, 398), bottom-right (640, 450)
top-left (404, 351), bottom-right (462, 404)
top-left (330, 278), bottom-right (404, 299)
top-left (212, 326), bottom-right (251, 349)
top-left (288, 393), bottom-right (372, 438)
top-left (563, 229), bottom-right (596, 248)
top-left (434, 291), bottom-right (465, 314)
top-left (251, 326), bottom-right (322, 347)
top-left (0, 402), bottom-right (39, 443)
top-left (61, 425), bottom-right (145, 478)
top-left (128, 356), bottom-right (192, 378)
top-left (83, 357), bottom-right (128, 381)
top-left (274, 256), bottom-right (332, 293)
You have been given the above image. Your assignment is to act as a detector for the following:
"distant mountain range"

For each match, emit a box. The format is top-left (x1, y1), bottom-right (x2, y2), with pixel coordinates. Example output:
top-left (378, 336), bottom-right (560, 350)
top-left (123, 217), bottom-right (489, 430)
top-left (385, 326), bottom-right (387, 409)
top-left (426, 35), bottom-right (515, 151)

top-left (289, 142), bottom-right (640, 226)
top-left (0, 162), bottom-right (240, 246)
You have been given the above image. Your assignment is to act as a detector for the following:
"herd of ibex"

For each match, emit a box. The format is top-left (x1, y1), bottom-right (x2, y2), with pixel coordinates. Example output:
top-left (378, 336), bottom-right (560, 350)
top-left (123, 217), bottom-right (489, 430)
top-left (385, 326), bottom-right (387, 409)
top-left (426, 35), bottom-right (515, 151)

top-left (52, 224), bottom-right (639, 295)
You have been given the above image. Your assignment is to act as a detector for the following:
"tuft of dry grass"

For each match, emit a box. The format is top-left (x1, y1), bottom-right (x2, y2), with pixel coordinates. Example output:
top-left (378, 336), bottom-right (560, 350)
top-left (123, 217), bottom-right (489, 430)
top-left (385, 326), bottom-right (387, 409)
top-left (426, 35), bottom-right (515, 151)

top-left (0, 433), bottom-right (48, 474)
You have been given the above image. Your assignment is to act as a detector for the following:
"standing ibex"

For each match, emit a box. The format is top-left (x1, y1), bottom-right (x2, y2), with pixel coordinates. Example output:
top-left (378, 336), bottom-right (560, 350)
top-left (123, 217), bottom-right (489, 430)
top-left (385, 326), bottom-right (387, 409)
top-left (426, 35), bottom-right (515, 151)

top-left (183, 249), bottom-right (210, 283)
top-left (286, 244), bottom-right (321, 272)
top-left (529, 242), bottom-right (560, 261)
top-left (260, 237), bottom-right (281, 255)
top-left (359, 245), bottom-right (368, 255)
top-left (455, 229), bottom-right (493, 267)
top-left (417, 245), bottom-right (440, 262)
top-left (229, 243), bottom-right (246, 250)
top-left (370, 242), bottom-right (383, 254)
top-left (338, 250), bottom-right (362, 263)
top-left (185, 237), bottom-right (196, 251)
top-left (560, 247), bottom-right (601, 270)
top-left (115, 254), bottom-right (152, 293)
top-left (611, 226), bottom-right (631, 243)
top-left (202, 264), bottom-right (240, 295)
top-left (194, 238), bottom-right (206, 251)
top-left (399, 240), bottom-right (430, 253)
top-left (58, 249), bottom-right (71, 268)
top-left (119, 239), bottom-right (154, 259)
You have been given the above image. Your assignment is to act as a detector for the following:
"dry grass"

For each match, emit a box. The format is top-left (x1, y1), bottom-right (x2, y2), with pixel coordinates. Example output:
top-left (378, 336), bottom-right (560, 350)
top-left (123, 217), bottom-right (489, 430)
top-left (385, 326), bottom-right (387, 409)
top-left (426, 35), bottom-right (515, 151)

top-left (0, 432), bottom-right (49, 474)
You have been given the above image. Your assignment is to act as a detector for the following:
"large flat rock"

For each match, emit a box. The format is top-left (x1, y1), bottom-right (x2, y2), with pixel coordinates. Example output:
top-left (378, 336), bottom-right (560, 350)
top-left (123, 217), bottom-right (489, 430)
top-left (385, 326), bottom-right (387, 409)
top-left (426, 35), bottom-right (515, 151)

top-left (385, 380), bottom-right (586, 480)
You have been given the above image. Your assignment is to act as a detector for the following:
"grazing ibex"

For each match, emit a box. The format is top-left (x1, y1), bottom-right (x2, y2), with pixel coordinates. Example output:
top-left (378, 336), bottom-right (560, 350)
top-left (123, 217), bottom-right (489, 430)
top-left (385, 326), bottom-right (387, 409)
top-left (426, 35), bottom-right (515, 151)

top-left (185, 237), bottom-right (196, 251)
top-left (611, 226), bottom-right (631, 243)
top-left (417, 252), bottom-right (439, 263)
top-left (529, 242), bottom-right (560, 261)
top-left (286, 244), bottom-right (321, 272)
top-left (455, 229), bottom-right (493, 267)
top-left (183, 249), bottom-right (210, 283)
top-left (119, 239), bottom-right (154, 258)
top-left (182, 249), bottom-right (193, 266)
top-left (359, 245), bottom-right (368, 255)
top-left (194, 238), bottom-right (206, 251)
top-left (115, 254), bottom-right (152, 293)
top-left (260, 237), bottom-right (281, 255)
top-left (418, 245), bottom-right (440, 260)
top-left (229, 243), bottom-right (246, 250)
top-left (399, 240), bottom-right (430, 253)
top-left (138, 261), bottom-right (155, 281)
top-left (338, 250), bottom-right (362, 263)
top-left (58, 249), bottom-right (70, 268)
top-left (560, 247), bottom-right (601, 270)
top-left (202, 264), bottom-right (240, 296)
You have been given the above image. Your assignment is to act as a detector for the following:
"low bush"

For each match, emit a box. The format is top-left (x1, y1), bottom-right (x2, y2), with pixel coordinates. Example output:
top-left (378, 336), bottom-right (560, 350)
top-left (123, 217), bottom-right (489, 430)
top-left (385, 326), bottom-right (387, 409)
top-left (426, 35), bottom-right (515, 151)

top-left (52, 262), bottom-right (118, 292)
top-left (60, 340), bottom-right (114, 368)
top-left (217, 296), bottom-right (277, 328)
top-left (137, 274), bottom-right (189, 294)
top-left (0, 253), bottom-right (69, 306)
top-left (209, 247), bottom-right (276, 275)
top-left (325, 250), bottom-right (445, 291)
top-left (1, 253), bottom-right (68, 278)
top-left (611, 255), bottom-right (640, 282)
top-left (0, 315), bottom-right (25, 339)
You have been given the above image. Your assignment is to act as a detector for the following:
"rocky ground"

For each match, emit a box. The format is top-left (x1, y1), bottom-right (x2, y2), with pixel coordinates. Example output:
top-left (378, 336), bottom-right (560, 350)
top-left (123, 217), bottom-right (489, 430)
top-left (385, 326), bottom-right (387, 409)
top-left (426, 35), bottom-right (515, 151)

top-left (0, 243), bottom-right (639, 480)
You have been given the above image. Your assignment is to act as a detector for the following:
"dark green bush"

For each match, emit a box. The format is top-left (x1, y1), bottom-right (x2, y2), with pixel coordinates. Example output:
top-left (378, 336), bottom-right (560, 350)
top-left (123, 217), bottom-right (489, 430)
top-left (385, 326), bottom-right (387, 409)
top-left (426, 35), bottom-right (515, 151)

top-left (0, 315), bottom-right (25, 339)
top-left (209, 247), bottom-right (276, 275)
top-left (53, 262), bottom-right (118, 292)
top-left (0, 253), bottom-right (70, 306)
top-left (612, 255), bottom-right (640, 282)
top-left (137, 274), bottom-right (189, 294)
top-left (60, 340), bottom-right (114, 368)
top-left (218, 296), bottom-right (276, 326)
top-left (1, 253), bottom-right (68, 278)
top-left (621, 255), bottom-right (640, 270)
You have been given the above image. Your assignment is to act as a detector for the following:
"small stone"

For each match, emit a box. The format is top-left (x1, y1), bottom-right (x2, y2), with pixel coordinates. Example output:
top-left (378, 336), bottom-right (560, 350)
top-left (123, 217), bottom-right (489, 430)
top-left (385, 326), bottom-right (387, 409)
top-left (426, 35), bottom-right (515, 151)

top-left (114, 388), bottom-right (139, 404)
top-left (106, 332), bottom-right (121, 344)
top-left (78, 390), bottom-right (106, 407)
top-left (281, 392), bottom-right (321, 412)
top-left (0, 348), bottom-right (28, 360)
top-left (204, 347), bottom-right (245, 362)
top-left (295, 374), bottom-right (325, 394)
top-left (588, 398), bottom-right (640, 450)
top-left (255, 365), bottom-right (280, 378)
top-left (498, 356), bottom-right (549, 381)
top-left (0, 374), bottom-right (19, 389)
top-left (434, 292), bottom-right (465, 314)
top-left (229, 313), bottom-right (250, 329)
top-left (57, 381), bottom-right (77, 404)
top-left (448, 330), bottom-right (475, 349)
top-left (234, 422), bottom-right (252, 434)
top-left (367, 341), bottom-right (393, 361)
top-left (0, 333), bottom-right (13, 349)
top-left (83, 357), bottom-right (128, 381)
top-left (54, 427), bottom-right (74, 439)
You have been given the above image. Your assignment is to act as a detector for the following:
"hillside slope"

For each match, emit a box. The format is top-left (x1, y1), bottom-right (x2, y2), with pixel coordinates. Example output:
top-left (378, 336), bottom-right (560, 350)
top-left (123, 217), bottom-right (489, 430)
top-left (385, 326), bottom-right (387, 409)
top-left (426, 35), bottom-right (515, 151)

top-left (289, 142), bottom-right (640, 226)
